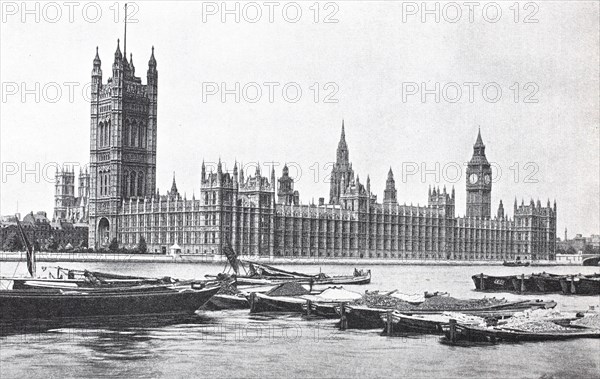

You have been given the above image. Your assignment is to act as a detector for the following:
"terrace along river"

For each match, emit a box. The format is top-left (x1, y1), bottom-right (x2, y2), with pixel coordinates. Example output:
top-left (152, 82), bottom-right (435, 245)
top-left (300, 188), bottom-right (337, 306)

top-left (0, 262), bottom-right (598, 379)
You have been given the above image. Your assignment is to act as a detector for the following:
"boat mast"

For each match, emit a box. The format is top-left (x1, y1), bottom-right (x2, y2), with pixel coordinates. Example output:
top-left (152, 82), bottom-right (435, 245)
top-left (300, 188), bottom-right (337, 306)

top-left (15, 215), bottom-right (35, 277)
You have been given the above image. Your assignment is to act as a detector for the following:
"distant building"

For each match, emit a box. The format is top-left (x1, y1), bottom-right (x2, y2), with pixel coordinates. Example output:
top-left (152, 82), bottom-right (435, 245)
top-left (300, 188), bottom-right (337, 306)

top-left (0, 211), bottom-right (88, 251)
top-left (53, 167), bottom-right (90, 223)
top-left (82, 38), bottom-right (556, 260)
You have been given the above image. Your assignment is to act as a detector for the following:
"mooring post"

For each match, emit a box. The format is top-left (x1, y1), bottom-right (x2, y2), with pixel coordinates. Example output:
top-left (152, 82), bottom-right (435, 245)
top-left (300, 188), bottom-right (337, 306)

top-left (570, 275), bottom-right (576, 294)
top-left (306, 300), bottom-right (312, 316)
top-left (386, 310), bottom-right (393, 336)
top-left (449, 319), bottom-right (457, 343)
top-left (249, 292), bottom-right (256, 313)
top-left (520, 274), bottom-right (526, 293)
top-left (340, 303), bottom-right (347, 330)
top-left (480, 273), bottom-right (485, 290)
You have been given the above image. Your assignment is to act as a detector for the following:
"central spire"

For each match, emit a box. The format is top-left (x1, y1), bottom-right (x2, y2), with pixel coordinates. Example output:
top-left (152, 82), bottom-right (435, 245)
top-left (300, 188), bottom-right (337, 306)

top-left (123, 3), bottom-right (128, 59)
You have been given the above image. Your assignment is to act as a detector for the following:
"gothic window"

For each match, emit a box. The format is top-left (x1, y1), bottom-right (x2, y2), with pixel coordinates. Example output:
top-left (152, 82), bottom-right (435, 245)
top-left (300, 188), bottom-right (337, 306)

top-left (138, 124), bottom-right (144, 148)
top-left (123, 171), bottom-right (129, 197)
top-left (138, 172), bottom-right (144, 196)
top-left (107, 120), bottom-right (111, 147)
top-left (131, 122), bottom-right (138, 147)
top-left (130, 171), bottom-right (137, 197)
top-left (98, 122), bottom-right (104, 147)
top-left (124, 121), bottom-right (130, 147)
top-left (99, 172), bottom-right (104, 195)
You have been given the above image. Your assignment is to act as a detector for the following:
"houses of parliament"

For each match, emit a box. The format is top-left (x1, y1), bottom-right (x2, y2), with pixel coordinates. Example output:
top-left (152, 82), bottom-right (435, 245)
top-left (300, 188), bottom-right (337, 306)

top-left (55, 39), bottom-right (557, 260)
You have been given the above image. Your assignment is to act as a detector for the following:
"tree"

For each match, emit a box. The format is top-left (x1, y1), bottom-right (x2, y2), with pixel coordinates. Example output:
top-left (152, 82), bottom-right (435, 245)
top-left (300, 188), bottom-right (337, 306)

top-left (4, 233), bottom-right (23, 252)
top-left (47, 237), bottom-right (59, 252)
top-left (108, 237), bottom-right (119, 252)
top-left (137, 236), bottom-right (148, 254)
top-left (566, 246), bottom-right (577, 255)
top-left (32, 240), bottom-right (41, 252)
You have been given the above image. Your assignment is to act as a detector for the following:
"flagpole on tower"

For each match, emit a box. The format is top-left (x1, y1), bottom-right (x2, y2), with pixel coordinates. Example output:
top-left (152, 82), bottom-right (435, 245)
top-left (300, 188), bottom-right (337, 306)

top-left (123, 3), bottom-right (127, 58)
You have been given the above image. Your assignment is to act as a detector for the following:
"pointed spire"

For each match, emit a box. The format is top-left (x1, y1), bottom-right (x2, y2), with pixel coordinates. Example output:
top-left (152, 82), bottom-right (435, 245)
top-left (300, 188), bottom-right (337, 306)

top-left (114, 39), bottom-right (122, 60)
top-left (148, 46), bottom-right (156, 67)
top-left (387, 167), bottom-right (394, 180)
top-left (93, 46), bottom-right (101, 66)
top-left (170, 172), bottom-right (178, 194)
top-left (475, 126), bottom-right (484, 147)
top-left (130, 53), bottom-right (135, 74)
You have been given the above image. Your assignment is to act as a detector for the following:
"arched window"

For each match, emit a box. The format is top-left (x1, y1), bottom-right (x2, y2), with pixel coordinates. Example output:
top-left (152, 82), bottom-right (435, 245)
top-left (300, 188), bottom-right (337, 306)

top-left (104, 172), bottom-right (110, 196)
top-left (99, 172), bottom-right (104, 195)
top-left (139, 124), bottom-right (144, 148)
top-left (106, 119), bottom-right (111, 147)
top-left (131, 122), bottom-right (137, 147)
top-left (124, 121), bottom-right (130, 147)
top-left (138, 172), bottom-right (144, 196)
top-left (98, 122), bottom-right (104, 147)
top-left (123, 171), bottom-right (129, 197)
top-left (130, 171), bottom-right (137, 197)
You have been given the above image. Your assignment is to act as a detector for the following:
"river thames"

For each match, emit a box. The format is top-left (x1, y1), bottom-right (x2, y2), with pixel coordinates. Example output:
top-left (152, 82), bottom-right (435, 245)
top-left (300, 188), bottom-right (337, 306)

top-left (1, 262), bottom-right (598, 379)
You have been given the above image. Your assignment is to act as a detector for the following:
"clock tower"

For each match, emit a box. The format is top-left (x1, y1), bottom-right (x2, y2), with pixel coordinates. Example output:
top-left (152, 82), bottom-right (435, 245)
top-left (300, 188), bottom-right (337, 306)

top-left (466, 129), bottom-right (492, 218)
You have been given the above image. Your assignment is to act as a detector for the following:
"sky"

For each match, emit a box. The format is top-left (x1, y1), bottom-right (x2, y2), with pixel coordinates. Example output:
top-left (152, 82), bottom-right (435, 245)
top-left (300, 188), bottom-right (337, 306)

top-left (0, 1), bottom-right (598, 237)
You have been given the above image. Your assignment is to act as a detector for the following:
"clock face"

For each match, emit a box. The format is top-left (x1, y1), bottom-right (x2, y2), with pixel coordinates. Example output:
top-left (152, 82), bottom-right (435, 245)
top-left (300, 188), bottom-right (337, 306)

top-left (469, 173), bottom-right (478, 184)
top-left (484, 174), bottom-right (491, 184)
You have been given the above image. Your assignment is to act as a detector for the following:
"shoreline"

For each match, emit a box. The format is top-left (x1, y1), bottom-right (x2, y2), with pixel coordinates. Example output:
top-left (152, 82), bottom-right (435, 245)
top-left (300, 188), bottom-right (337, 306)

top-left (0, 252), bottom-right (580, 266)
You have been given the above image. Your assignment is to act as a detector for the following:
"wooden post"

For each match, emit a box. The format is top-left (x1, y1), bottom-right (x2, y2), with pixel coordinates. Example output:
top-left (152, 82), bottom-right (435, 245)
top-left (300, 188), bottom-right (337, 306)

top-left (480, 273), bottom-right (485, 290)
top-left (570, 275), bottom-right (576, 294)
top-left (306, 300), bottom-right (312, 316)
top-left (339, 303), bottom-right (347, 330)
top-left (249, 292), bottom-right (256, 313)
top-left (386, 310), bottom-right (393, 336)
top-left (449, 319), bottom-right (457, 343)
top-left (520, 274), bottom-right (526, 293)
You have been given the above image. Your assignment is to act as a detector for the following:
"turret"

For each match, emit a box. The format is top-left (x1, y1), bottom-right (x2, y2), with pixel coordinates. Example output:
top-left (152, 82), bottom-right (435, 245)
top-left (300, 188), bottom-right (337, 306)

top-left (384, 167), bottom-right (397, 204)
top-left (497, 200), bottom-right (505, 219)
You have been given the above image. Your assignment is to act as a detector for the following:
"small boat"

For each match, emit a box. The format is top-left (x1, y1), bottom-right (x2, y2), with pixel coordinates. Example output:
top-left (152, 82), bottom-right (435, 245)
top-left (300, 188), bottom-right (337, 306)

top-left (0, 216), bottom-right (221, 320)
top-left (338, 305), bottom-right (388, 329)
top-left (0, 283), bottom-right (221, 320)
top-left (503, 260), bottom-right (530, 267)
top-left (301, 287), bottom-right (363, 318)
top-left (206, 245), bottom-right (371, 286)
top-left (249, 282), bottom-right (312, 314)
top-left (380, 311), bottom-right (485, 335)
top-left (443, 321), bottom-right (600, 343)
top-left (472, 274), bottom-right (516, 291)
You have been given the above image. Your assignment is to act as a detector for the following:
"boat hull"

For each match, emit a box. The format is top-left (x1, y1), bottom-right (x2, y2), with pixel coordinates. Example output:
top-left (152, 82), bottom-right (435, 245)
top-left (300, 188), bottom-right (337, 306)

top-left (472, 274), bottom-right (515, 291)
top-left (341, 306), bottom-right (387, 329)
top-left (249, 293), bottom-right (307, 313)
top-left (445, 323), bottom-right (600, 343)
top-left (202, 294), bottom-right (250, 310)
top-left (532, 276), bottom-right (563, 293)
top-left (0, 285), bottom-right (220, 320)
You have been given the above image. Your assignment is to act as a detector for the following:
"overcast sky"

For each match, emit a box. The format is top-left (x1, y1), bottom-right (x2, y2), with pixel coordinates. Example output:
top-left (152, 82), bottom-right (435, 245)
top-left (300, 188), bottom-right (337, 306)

top-left (1, 1), bottom-right (598, 236)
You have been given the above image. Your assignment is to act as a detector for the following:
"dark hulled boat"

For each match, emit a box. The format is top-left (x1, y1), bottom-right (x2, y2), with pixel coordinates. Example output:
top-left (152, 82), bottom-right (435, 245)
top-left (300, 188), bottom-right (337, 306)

top-left (202, 293), bottom-right (250, 310)
top-left (1, 216), bottom-right (221, 320)
top-left (560, 275), bottom-right (600, 295)
top-left (503, 260), bottom-right (530, 267)
top-left (0, 283), bottom-right (221, 320)
top-left (472, 274), bottom-right (516, 291)
top-left (532, 273), bottom-right (564, 293)
top-left (444, 322), bottom-right (600, 343)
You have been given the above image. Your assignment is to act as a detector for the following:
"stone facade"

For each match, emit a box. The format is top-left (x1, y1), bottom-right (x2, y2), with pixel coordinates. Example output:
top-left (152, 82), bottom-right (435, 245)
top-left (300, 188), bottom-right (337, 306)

top-left (53, 167), bottom-right (89, 223)
top-left (86, 40), bottom-right (557, 260)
